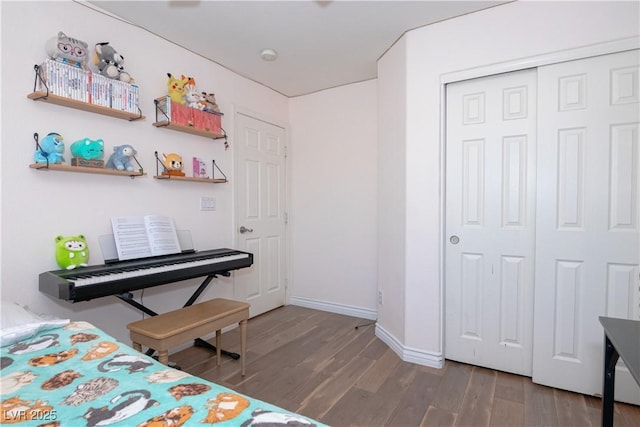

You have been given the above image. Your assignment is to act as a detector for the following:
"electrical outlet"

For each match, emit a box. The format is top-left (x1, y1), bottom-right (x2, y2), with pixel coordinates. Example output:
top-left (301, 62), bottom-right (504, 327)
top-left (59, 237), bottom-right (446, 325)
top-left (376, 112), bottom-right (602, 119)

top-left (378, 290), bottom-right (383, 305)
top-left (200, 196), bottom-right (216, 211)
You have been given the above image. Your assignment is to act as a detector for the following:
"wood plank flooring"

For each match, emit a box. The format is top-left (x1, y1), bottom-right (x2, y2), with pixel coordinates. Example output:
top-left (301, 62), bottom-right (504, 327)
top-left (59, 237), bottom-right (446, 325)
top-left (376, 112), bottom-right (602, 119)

top-left (170, 305), bottom-right (640, 427)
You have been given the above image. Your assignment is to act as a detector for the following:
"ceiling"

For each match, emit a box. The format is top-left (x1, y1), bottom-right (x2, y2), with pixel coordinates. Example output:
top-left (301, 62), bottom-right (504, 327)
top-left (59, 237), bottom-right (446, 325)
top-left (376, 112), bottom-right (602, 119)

top-left (83, 0), bottom-right (509, 97)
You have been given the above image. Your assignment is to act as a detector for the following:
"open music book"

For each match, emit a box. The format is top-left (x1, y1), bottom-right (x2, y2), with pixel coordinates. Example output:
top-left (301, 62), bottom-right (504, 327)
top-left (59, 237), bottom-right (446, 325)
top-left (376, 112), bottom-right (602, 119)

top-left (110, 215), bottom-right (181, 261)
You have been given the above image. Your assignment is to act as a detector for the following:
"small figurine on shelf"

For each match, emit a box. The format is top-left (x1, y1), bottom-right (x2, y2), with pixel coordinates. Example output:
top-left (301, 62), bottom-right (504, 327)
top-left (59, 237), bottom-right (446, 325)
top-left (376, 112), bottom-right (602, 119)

top-left (94, 42), bottom-right (132, 83)
top-left (201, 92), bottom-right (221, 113)
top-left (105, 144), bottom-right (138, 172)
top-left (70, 138), bottom-right (105, 168)
top-left (55, 234), bottom-right (89, 270)
top-left (193, 157), bottom-right (208, 178)
top-left (167, 73), bottom-right (188, 105)
top-left (185, 86), bottom-right (205, 110)
top-left (162, 153), bottom-right (186, 177)
top-left (45, 31), bottom-right (89, 69)
top-left (34, 132), bottom-right (65, 164)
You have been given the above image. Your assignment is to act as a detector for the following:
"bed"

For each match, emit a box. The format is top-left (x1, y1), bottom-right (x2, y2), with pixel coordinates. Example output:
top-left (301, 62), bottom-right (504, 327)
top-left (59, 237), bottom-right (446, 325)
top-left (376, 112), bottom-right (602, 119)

top-left (0, 301), bottom-right (326, 426)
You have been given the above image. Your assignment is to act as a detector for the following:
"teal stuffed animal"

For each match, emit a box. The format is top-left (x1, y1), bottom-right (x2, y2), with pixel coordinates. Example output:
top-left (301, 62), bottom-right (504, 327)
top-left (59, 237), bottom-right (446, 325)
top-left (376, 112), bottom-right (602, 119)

top-left (105, 144), bottom-right (137, 171)
top-left (34, 132), bottom-right (65, 164)
top-left (55, 235), bottom-right (89, 270)
top-left (70, 138), bottom-right (104, 160)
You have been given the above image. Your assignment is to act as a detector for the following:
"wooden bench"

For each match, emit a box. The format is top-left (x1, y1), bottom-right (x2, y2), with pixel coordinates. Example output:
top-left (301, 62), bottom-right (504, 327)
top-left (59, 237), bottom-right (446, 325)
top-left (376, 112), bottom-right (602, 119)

top-left (127, 298), bottom-right (250, 375)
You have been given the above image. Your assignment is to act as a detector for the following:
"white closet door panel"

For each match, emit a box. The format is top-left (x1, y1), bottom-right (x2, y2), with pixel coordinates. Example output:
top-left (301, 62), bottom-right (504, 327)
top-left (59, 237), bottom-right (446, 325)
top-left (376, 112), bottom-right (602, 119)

top-left (445, 69), bottom-right (537, 375)
top-left (533, 49), bottom-right (639, 404)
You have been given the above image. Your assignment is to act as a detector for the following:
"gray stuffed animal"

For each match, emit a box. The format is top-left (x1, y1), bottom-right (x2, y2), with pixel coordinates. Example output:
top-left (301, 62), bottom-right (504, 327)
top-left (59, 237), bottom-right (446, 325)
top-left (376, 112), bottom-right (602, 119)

top-left (105, 144), bottom-right (137, 172)
top-left (94, 42), bottom-right (132, 83)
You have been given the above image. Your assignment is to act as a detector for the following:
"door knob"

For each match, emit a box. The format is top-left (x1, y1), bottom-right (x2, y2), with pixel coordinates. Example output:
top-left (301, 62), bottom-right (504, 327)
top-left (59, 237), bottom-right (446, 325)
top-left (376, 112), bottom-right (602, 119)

top-left (449, 235), bottom-right (460, 244)
top-left (239, 226), bottom-right (254, 234)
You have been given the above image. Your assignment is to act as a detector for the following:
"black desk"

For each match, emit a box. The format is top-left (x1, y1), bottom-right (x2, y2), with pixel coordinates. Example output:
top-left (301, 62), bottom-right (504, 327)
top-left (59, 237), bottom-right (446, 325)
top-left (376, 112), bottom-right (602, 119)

top-left (599, 316), bottom-right (640, 427)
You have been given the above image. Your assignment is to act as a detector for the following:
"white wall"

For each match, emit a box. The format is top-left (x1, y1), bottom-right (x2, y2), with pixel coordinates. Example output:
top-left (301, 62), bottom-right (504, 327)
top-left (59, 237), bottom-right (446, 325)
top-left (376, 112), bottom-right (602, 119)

top-left (0, 1), bottom-right (289, 343)
top-left (289, 80), bottom-right (378, 318)
top-left (377, 0), bottom-right (640, 364)
top-left (376, 36), bottom-right (407, 343)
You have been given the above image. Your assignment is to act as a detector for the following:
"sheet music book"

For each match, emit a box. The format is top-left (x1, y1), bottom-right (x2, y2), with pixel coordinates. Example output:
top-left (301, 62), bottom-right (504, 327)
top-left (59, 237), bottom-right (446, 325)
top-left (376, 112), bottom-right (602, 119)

top-left (110, 215), bottom-right (181, 261)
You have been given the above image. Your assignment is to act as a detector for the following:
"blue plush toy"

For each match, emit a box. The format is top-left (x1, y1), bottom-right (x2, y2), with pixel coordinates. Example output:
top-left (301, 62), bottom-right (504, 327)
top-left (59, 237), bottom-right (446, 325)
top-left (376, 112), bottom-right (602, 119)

top-left (70, 137), bottom-right (104, 160)
top-left (105, 144), bottom-right (137, 171)
top-left (34, 132), bottom-right (65, 164)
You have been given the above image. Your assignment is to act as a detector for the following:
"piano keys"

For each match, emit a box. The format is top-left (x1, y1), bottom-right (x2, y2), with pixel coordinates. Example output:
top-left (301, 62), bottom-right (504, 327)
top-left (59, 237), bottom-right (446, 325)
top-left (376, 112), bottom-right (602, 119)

top-left (39, 248), bottom-right (253, 302)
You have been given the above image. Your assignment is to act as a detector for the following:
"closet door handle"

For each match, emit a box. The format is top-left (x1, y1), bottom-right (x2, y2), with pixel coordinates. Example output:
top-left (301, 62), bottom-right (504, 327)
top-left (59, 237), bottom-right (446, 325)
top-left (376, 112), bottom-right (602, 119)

top-left (239, 226), bottom-right (254, 234)
top-left (449, 235), bottom-right (460, 245)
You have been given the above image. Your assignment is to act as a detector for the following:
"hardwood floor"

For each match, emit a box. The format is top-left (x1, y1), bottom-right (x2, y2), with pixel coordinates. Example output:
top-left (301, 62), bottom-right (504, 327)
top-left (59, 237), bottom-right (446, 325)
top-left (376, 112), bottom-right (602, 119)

top-left (170, 305), bottom-right (640, 427)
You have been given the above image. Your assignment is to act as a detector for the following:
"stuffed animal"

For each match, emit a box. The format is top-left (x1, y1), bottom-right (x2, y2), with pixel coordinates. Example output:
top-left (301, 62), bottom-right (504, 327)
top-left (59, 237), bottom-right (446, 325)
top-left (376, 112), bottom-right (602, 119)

top-left (200, 92), bottom-right (221, 113)
top-left (55, 235), bottom-right (89, 270)
top-left (45, 31), bottom-right (89, 69)
top-left (105, 144), bottom-right (137, 172)
top-left (94, 42), bottom-right (132, 83)
top-left (184, 86), bottom-right (204, 110)
top-left (34, 132), bottom-right (65, 164)
top-left (167, 73), bottom-right (188, 105)
top-left (70, 138), bottom-right (104, 160)
top-left (162, 153), bottom-right (185, 177)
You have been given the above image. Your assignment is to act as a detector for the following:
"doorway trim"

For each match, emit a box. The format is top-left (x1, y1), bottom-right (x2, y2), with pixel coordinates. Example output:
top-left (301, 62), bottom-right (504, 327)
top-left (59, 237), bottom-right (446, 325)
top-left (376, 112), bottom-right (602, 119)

top-left (440, 37), bottom-right (638, 86)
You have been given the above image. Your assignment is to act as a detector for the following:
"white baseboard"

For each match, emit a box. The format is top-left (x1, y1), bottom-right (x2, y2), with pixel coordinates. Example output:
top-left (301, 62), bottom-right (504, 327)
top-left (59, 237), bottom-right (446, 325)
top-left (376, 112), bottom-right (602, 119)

top-left (289, 296), bottom-right (443, 369)
top-left (289, 296), bottom-right (377, 320)
top-left (375, 323), bottom-right (444, 369)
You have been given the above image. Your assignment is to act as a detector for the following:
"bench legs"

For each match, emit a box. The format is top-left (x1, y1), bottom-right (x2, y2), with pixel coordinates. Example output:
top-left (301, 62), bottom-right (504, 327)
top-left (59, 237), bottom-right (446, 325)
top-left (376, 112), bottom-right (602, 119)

top-left (157, 350), bottom-right (170, 365)
top-left (132, 319), bottom-right (248, 376)
top-left (132, 341), bottom-right (170, 365)
top-left (240, 319), bottom-right (247, 376)
top-left (216, 330), bottom-right (222, 367)
top-left (216, 319), bottom-right (247, 376)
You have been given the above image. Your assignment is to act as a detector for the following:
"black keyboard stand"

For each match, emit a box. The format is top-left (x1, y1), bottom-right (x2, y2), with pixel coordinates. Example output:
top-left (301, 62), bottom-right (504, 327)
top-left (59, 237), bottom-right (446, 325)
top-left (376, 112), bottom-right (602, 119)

top-left (116, 271), bottom-right (241, 364)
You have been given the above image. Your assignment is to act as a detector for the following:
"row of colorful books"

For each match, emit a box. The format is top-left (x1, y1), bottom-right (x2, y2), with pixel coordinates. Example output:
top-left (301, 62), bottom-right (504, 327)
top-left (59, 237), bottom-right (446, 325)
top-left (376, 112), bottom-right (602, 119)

top-left (37, 59), bottom-right (140, 114)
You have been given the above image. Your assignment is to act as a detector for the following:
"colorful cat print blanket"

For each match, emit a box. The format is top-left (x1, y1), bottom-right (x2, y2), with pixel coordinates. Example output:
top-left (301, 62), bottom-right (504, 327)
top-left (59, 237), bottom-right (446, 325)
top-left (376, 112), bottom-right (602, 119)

top-left (0, 321), bottom-right (325, 426)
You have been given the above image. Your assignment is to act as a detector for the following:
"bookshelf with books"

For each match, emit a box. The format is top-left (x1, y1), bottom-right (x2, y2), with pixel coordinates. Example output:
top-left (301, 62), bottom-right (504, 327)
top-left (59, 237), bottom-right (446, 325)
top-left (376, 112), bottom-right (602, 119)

top-left (27, 61), bottom-right (145, 121)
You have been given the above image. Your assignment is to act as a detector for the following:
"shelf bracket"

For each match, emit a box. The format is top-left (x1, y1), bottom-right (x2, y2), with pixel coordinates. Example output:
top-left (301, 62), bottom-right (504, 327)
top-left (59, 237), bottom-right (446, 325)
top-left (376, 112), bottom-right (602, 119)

top-left (31, 65), bottom-right (50, 100)
top-left (212, 160), bottom-right (228, 183)
top-left (154, 151), bottom-right (170, 179)
top-left (154, 99), bottom-right (171, 125)
top-left (220, 127), bottom-right (229, 149)
top-left (129, 155), bottom-right (144, 178)
top-left (32, 132), bottom-right (50, 169)
top-left (128, 106), bottom-right (144, 122)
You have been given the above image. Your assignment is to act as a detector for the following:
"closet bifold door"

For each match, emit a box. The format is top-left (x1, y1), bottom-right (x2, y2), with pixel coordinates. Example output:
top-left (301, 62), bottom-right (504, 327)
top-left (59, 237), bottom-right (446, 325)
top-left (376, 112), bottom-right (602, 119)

top-left (532, 49), bottom-right (640, 405)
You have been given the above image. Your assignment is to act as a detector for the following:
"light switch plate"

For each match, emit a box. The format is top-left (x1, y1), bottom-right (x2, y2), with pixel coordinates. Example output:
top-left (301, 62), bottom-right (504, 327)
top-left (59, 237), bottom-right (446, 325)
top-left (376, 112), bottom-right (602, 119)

top-left (200, 196), bottom-right (216, 211)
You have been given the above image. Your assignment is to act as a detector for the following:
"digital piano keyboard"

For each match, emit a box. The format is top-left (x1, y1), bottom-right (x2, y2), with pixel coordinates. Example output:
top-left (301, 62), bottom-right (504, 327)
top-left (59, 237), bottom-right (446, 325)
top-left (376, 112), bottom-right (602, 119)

top-left (39, 248), bottom-right (253, 302)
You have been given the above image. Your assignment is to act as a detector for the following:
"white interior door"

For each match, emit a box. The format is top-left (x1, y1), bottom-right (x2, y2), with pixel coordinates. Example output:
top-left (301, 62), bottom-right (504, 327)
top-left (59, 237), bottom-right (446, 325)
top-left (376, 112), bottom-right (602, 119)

top-left (532, 50), bottom-right (640, 404)
top-left (234, 112), bottom-right (287, 317)
top-left (445, 69), bottom-right (537, 376)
